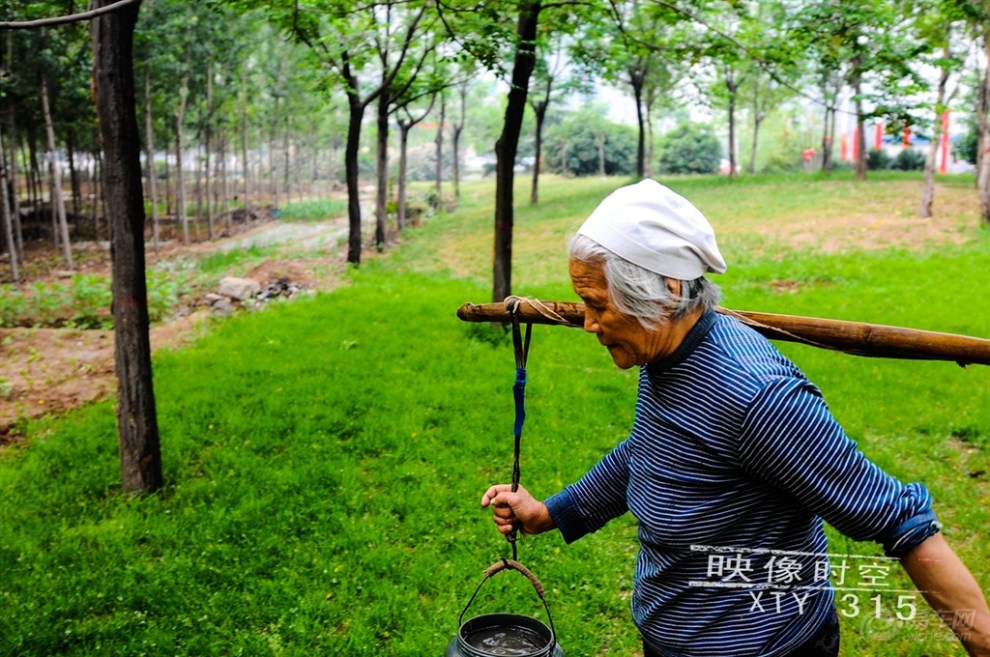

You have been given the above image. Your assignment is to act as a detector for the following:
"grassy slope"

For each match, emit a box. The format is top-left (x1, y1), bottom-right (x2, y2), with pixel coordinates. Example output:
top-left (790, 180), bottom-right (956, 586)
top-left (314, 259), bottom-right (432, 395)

top-left (1, 173), bottom-right (987, 656)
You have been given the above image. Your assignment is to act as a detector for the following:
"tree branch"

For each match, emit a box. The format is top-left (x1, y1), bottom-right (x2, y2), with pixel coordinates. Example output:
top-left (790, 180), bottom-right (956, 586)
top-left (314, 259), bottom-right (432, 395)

top-left (0, 0), bottom-right (141, 30)
top-left (291, 0), bottom-right (340, 71)
top-left (365, 4), bottom-right (427, 108)
top-left (634, 0), bottom-right (860, 117)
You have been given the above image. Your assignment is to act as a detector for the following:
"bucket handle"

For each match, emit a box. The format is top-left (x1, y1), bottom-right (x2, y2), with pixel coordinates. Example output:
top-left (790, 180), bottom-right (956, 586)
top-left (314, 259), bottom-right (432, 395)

top-left (458, 558), bottom-right (556, 645)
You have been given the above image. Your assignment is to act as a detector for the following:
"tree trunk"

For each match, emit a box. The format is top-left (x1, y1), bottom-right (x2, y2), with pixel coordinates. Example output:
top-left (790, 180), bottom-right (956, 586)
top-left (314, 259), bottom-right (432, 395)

top-left (67, 130), bottom-right (81, 223)
top-left (530, 101), bottom-right (547, 206)
top-left (748, 82), bottom-right (761, 175)
top-left (493, 1), bottom-right (541, 303)
top-left (822, 106), bottom-right (835, 173)
top-left (162, 132), bottom-right (172, 217)
top-left (434, 93), bottom-right (445, 208)
top-left (596, 131), bottom-right (606, 177)
top-left (92, 0), bottom-right (163, 494)
top-left (282, 114), bottom-right (290, 205)
top-left (93, 147), bottom-right (103, 240)
top-left (452, 80), bottom-right (467, 200)
top-left (26, 126), bottom-right (41, 220)
top-left (269, 97), bottom-right (279, 208)
top-left (5, 110), bottom-right (24, 260)
top-left (205, 60), bottom-right (214, 240)
top-left (397, 121), bottom-right (411, 230)
top-left (919, 132), bottom-right (939, 218)
top-left (344, 88), bottom-right (365, 265)
top-left (328, 134), bottom-right (338, 196)
top-left (240, 66), bottom-right (250, 209)
top-left (41, 72), bottom-right (74, 268)
top-left (645, 97), bottom-right (655, 179)
top-left (220, 133), bottom-right (230, 234)
top-left (726, 69), bottom-right (738, 179)
top-left (176, 67), bottom-right (190, 244)
top-left (631, 68), bottom-right (646, 179)
top-left (144, 65), bottom-right (160, 250)
top-left (375, 91), bottom-right (389, 250)
top-left (978, 31), bottom-right (990, 224)
top-left (0, 122), bottom-right (19, 283)
top-left (854, 107), bottom-right (867, 179)
top-left (920, 50), bottom-right (952, 219)
top-left (851, 56), bottom-right (867, 180)
top-left (193, 141), bottom-right (207, 233)
top-left (310, 125), bottom-right (318, 199)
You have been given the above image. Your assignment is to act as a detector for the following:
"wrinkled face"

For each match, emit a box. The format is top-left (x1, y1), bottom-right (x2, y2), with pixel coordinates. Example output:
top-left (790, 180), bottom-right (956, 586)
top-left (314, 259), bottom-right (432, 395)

top-left (569, 258), bottom-right (677, 369)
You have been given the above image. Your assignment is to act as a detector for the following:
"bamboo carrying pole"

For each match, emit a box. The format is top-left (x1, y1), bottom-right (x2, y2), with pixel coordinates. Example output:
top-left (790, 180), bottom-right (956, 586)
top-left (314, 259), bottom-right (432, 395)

top-left (456, 299), bottom-right (990, 366)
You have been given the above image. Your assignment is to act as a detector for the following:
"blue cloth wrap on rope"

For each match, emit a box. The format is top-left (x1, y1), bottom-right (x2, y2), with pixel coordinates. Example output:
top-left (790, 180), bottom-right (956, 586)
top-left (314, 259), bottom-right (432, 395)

top-left (513, 367), bottom-right (527, 437)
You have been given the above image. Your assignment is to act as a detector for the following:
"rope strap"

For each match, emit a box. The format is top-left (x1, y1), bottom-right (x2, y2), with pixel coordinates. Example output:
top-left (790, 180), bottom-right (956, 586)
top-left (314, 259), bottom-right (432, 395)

top-left (507, 296), bottom-right (581, 327)
top-left (504, 297), bottom-right (533, 562)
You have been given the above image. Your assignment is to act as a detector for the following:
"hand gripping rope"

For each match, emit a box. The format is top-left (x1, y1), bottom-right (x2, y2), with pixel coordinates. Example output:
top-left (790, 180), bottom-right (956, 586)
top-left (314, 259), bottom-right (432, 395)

top-left (506, 296), bottom-right (532, 562)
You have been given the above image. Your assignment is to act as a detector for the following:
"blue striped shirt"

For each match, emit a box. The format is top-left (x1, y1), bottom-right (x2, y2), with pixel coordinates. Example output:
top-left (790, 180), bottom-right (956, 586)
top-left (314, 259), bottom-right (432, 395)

top-left (545, 311), bottom-right (938, 657)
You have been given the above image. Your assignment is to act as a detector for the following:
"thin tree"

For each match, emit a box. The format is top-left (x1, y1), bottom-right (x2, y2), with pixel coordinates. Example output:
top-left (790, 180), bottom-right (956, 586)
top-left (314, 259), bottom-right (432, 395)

top-left (239, 64), bottom-right (251, 209)
top-left (493, 1), bottom-right (542, 302)
top-left (204, 59), bottom-right (215, 239)
top-left (373, 9), bottom-right (437, 250)
top-left (0, 123), bottom-right (19, 283)
top-left (529, 38), bottom-right (565, 206)
top-left (289, 0), bottom-right (427, 265)
top-left (451, 78), bottom-right (467, 200)
top-left (919, 39), bottom-right (962, 218)
top-left (175, 59), bottom-right (190, 243)
top-left (434, 91), bottom-right (445, 208)
top-left (394, 94), bottom-right (436, 228)
top-left (143, 64), bottom-right (160, 249)
top-left (4, 107), bottom-right (25, 261)
top-left (979, 29), bottom-right (990, 223)
top-left (40, 68), bottom-right (74, 267)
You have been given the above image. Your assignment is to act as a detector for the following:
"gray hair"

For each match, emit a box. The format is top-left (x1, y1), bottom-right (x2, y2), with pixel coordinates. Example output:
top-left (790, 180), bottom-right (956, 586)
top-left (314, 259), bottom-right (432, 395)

top-left (569, 234), bottom-right (721, 330)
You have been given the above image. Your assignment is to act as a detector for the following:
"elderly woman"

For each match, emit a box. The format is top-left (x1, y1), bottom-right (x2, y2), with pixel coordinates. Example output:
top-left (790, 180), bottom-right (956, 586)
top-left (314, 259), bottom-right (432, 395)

top-left (481, 179), bottom-right (990, 657)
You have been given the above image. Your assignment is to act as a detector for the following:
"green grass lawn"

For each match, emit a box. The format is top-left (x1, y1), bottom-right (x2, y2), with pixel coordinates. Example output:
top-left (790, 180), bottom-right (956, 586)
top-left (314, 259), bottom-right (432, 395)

top-left (1, 173), bottom-right (987, 656)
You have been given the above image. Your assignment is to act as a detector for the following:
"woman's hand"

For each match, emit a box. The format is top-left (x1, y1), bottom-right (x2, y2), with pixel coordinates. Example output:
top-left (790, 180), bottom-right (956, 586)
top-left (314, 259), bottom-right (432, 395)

top-left (481, 484), bottom-right (555, 536)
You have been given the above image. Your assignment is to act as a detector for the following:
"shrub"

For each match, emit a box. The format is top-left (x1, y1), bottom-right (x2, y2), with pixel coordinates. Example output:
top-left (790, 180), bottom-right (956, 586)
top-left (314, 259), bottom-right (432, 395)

top-left (762, 152), bottom-right (802, 174)
top-left (867, 148), bottom-right (893, 170)
top-left (891, 148), bottom-right (926, 171)
top-left (656, 121), bottom-right (721, 175)
top-left (280, 199), bottom-right (348, 222)
top-left (68, 275), bottom-right (113, 329)
top-left (954, 122), bottom-right (978, 165)
top-left (0, 277), bottom-right (111, 329)
top-left (544, 112), bottom-right (637, 176)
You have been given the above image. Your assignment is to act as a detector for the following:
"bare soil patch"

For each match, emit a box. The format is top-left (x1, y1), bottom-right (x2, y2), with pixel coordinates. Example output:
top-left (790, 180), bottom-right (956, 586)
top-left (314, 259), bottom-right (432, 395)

top-left (1, 214), bottom-right (350, 444)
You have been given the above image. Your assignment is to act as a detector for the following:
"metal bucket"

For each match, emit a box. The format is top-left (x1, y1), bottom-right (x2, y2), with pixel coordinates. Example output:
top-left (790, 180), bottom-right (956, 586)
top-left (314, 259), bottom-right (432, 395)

top-left (446, 559), bottom-right (563, 657)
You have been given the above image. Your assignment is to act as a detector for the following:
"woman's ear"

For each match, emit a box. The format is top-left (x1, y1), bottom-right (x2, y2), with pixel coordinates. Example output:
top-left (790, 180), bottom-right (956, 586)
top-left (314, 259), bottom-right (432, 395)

top-left (664, 277), bottom-right (681, 298)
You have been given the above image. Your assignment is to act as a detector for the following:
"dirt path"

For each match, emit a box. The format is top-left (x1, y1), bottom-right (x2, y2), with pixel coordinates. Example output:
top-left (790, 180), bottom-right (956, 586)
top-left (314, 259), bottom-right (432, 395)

top-left (1, 216), bottom-right (354, 444)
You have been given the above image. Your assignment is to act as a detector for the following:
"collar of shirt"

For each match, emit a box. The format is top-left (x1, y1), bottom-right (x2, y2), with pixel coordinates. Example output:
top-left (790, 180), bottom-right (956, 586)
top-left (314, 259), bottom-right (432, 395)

top-left (645, 310), bottom-right (717, 379)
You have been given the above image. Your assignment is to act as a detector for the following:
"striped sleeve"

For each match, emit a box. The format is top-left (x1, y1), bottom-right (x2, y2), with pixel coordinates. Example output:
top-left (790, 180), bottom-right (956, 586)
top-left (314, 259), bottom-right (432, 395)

top-left (545, 438), bottom-right (632, 544)
top-left (738, 377), bottom-right (939, 558)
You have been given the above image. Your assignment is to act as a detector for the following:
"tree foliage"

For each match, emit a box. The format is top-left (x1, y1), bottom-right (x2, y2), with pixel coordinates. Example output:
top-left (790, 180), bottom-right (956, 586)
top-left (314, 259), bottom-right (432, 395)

top-left (545, 108), bottom-right (637, 176)
top-left (656, 120), bottom-right (721, 175)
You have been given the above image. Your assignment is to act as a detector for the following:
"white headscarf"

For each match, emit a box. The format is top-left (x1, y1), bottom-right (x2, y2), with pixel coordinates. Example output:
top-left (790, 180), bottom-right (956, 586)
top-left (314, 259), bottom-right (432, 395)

top-left (576, 179), bottom-right (727, 280)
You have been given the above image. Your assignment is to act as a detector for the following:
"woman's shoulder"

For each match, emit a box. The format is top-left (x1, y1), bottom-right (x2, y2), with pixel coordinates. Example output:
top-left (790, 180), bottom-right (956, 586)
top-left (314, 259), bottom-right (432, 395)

top-left (702, 313), bottom-right (810, 388)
